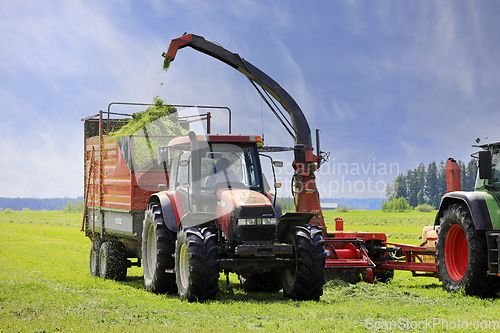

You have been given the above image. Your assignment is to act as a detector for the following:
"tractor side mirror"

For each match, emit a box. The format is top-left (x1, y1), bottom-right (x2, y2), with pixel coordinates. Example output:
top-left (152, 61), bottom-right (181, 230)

top-left (479, 150), bottom-right (492, 180)
top-left (294, 145), bottom-right (306, 163)
top-left (158, 146), bottom-right (171, 165)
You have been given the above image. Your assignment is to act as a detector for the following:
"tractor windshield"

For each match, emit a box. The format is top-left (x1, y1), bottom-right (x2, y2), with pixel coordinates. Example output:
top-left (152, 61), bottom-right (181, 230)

top-left (491, 150), bottom-right (500, 189)
top-left (475, 147), bottom-right (500, 190)
top-left (201, 143), bottom-right (262, 190)
top-left (168, 142), bottom-right (264, 214)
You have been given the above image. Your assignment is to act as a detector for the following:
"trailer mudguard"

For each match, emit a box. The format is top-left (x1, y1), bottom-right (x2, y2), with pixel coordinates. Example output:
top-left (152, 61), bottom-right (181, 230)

top-left (276, 212), bottom-right (314, 242)
top-left (150, 192), bottom-right (178, 233)
top-left (435, 191), bottom-right (492, 230)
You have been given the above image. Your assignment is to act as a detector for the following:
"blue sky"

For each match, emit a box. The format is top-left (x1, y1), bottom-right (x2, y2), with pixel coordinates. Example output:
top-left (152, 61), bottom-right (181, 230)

top-left (1, 0), bottom-right (499, 199)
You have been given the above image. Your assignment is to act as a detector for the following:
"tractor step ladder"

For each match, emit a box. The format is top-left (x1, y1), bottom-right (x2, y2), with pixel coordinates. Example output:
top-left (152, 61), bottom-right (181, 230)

top-left (486, 231), bottom-right (500, 275)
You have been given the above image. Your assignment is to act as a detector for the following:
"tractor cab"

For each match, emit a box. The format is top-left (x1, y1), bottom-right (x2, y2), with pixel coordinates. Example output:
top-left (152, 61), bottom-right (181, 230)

top-left (165, 135), bottom-right (268, 207)
top-left (475, 141), bottom-right (500, 191)
top-left (163, 133), bottom-right (280, 248)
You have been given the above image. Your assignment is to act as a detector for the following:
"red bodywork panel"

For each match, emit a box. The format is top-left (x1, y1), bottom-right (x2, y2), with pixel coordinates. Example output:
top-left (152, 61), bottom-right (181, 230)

top-left (168, 134), bottom-right (262, 146)
top-left (85, 136), bottom-right (170, 212)
top-left (378, 242), bottom-right (438, 276)
top-left (215, 188), bottom-right (272, 240)
top-left (163, 34), bottom-right (193, 62)
top-left (446, 158), bottom-right (462, 193)
top-left (293, 148), bottom-right (324, 228)
top-left (164, 190), bottom-right (185, 225)
top-left (324, 231), bottom-right (385, 271)
top-left (323, 219), bottom-right (438, 277)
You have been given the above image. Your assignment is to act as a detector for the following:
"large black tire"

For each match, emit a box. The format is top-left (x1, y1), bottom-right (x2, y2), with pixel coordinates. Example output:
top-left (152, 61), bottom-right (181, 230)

top-left (99, 241), bottom-right (127, 281)
top-left (175, 226), bottom-right (219, 302)
top-left (239, 272), bottom-right (282, 293)
top-left (142, 203), bottom-right (177, 294)
top-left (436, 204), bottom-right (490, 296)
top-left (89, 240), bottom-right (101, 277)
top-left (281, 225), bottom-right (325, 301)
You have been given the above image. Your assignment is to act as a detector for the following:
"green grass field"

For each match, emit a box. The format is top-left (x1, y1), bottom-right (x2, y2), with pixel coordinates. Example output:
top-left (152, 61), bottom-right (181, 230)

top-left (2, 210), bottom-right (500, 332)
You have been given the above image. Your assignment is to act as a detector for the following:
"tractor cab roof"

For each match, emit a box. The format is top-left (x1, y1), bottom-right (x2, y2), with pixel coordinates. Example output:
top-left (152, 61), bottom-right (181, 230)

top-left (168, 134), bottom-right (263, 147)
top-left (473, 140), bottom-right (500, 149)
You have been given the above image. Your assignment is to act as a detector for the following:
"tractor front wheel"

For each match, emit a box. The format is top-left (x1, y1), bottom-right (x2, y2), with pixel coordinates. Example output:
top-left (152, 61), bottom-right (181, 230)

top-left (281, 225), bottom-right (325, 301)
top-left (436, 204), bottom-right (488, 296)
top-left (175, 226), bottom-right (219, 302)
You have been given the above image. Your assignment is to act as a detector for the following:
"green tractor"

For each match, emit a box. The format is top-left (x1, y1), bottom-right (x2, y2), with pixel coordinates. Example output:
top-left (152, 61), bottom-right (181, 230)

top-left (436, 141), bottom-right (500, 297)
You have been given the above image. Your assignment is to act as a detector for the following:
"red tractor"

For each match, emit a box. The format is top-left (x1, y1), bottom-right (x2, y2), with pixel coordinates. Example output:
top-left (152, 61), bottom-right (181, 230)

top-left (82, 103), bottom-right (325, 301)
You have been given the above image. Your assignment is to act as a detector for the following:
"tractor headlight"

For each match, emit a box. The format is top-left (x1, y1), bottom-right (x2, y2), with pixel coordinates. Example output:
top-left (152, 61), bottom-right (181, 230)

top-left (262, 217), bottom-right (276, 225)
top-left (238, 218), bottom-right (256, 225)
top-left (238, 217), bottom-right (276, 225)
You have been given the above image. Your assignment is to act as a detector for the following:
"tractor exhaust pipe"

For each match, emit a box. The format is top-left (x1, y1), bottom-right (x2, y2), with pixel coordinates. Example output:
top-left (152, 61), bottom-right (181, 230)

top-left (446, 158), bottom-right (462, 193)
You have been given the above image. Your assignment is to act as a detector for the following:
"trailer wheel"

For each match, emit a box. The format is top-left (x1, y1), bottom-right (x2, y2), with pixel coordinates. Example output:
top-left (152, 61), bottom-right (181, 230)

top-left (281, 225), bottom-right (325, 301)
top-left (142, 203), bottom-right (177, 294)
top-left (99, 241), bottom-right (127, 281)
top-left (175, 226), bottom-right (219, 302)
top-left (239, 272), bottom-right (282, 293)
top-left (89, 241), bottom-right (101, 277)
top-left (436, 204), bottom-right (489, 296)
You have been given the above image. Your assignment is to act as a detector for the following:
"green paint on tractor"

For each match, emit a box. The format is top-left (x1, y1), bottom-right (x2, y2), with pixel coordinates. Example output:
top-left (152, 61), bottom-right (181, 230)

top-left (481, 191), bottom-right (500, 230)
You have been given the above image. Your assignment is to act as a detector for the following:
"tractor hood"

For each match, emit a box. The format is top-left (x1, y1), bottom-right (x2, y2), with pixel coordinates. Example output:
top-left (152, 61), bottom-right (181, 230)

top-left (215, 189), bottom-right (276, 242)
top-left (217, 188), bottom-right (272, 210)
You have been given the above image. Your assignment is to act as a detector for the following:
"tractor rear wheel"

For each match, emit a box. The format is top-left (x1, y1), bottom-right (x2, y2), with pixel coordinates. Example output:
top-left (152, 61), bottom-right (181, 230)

top-left (436, 204), bottom-right (488, 296)
top-left (142, 203), bottom-right (177, 294)
top-left (175, 226), bottom-right (219, 302)
top-left (281, 225), bottom-right (325, 301)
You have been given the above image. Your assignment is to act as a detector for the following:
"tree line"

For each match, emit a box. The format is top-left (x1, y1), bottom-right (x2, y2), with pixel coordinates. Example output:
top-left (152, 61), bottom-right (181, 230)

top-left (0, 197), bottom-right (84, 211)
top-left (386, 159), bottom-right (477, 209)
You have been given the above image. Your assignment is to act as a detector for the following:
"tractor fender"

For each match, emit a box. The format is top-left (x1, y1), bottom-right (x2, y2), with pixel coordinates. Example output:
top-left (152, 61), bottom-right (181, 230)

top-left (276, 212), bottom-right (314, 242)
top-left (149, 192), bottom-right (178, 233)
top-left (434, 191), bottom-right (492, 230)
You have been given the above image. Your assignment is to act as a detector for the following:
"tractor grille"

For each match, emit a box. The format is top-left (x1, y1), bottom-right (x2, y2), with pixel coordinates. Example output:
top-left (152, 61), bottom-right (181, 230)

top-left (232, 206), bottom-right (276, 243)
top-left (236, 225), bottom-right (276, 242)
